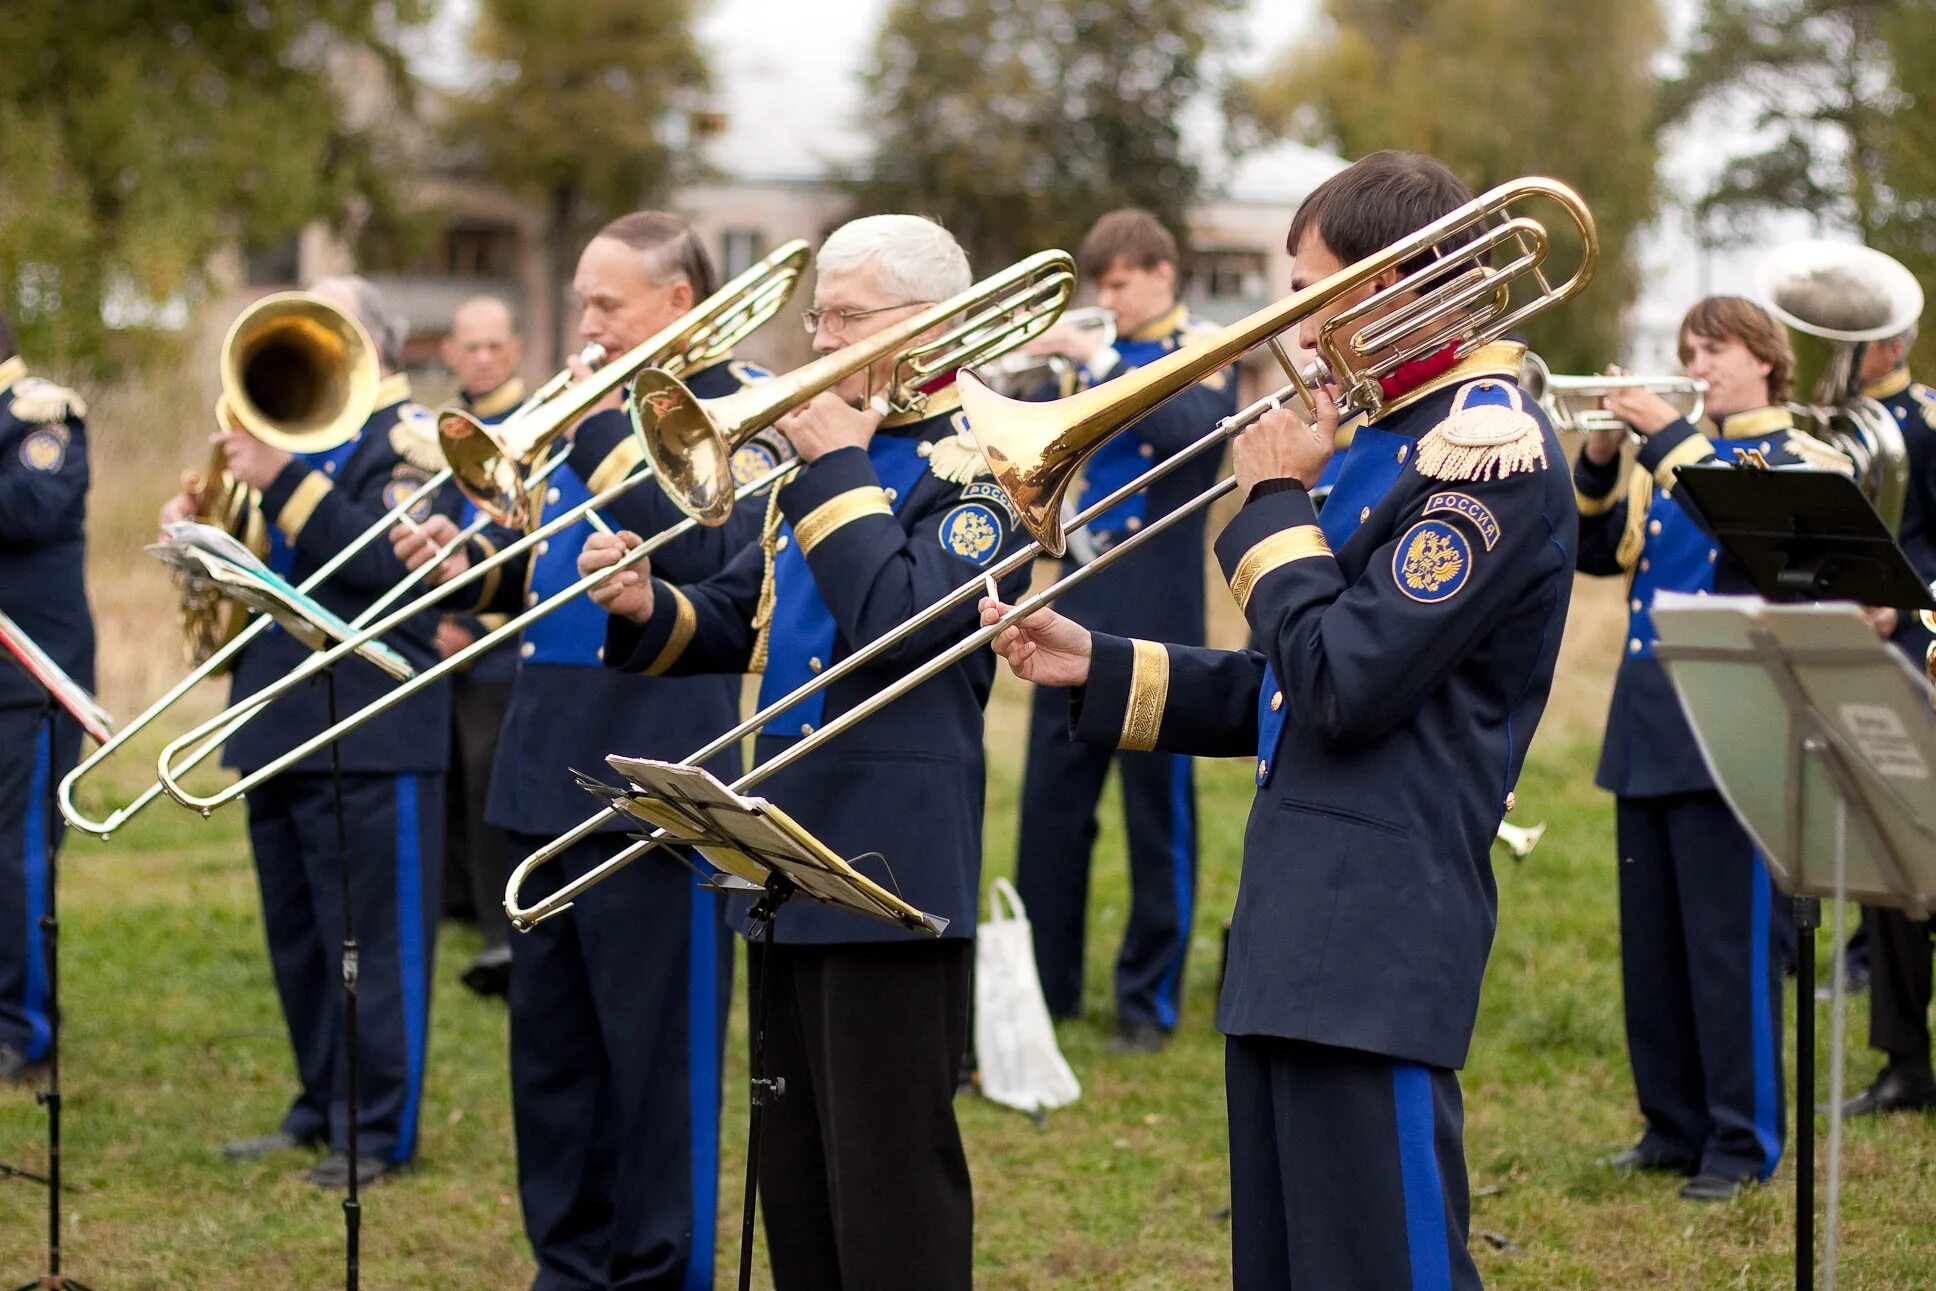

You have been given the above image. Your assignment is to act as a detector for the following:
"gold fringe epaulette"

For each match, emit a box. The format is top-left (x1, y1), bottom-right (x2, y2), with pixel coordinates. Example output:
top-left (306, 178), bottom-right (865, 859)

top-left (918, 418), bottom-right (991, 485)
top-left (1783, 431), bottom-right (1855, 478)
top-left (1413, 378), bottom-right (1547, 483)
top-left (9, 378), bottom-right (86, 425)
top-left (389, 404), bottom-right (447, 474)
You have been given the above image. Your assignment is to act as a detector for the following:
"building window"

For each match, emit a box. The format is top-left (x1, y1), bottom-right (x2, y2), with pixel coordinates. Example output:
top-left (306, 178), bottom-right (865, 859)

top-left (720, 228), bottom-right (765, 281)
top-left (432, 222), bottom-right (520, 280)
top-left (1187, 249), bottom-right (1270, 302)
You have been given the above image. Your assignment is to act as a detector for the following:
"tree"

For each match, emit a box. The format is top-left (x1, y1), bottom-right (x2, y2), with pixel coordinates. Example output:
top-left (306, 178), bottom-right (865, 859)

top-left (1226, 0), bottom-right (1667, 372)
top-left (853, 0), bottom-right (1243, 276)
top-left (1664, 0), bottom-right (1936, 370)
top-left (449, 0), bottom-right (710, 361)
top-left (0, 0), bottom-right (425, 371)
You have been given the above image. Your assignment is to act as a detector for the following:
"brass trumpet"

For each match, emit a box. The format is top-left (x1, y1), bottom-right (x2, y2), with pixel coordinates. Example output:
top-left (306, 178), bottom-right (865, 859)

top-left (502, 176), bottom-right (1596, 929)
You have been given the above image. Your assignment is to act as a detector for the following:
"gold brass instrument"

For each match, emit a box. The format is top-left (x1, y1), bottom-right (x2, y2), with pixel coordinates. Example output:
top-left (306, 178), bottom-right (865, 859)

top-left (175, 397), bottom-right (271, 667)
top-left (220, 292), bottom-right (381, 454)
top-left (439, 240), bottom-right (812, 529)
top-left (1517, 353), bottom-right (1706, 437)
top-left (1758, 240), bottom-right (1924, 531)
top-left (976, 305), bottom-right (1117, 395)
top-left (502, 177), bottom-right (1597, 928)
top-left (627, 249), bottom-right (1077, 524)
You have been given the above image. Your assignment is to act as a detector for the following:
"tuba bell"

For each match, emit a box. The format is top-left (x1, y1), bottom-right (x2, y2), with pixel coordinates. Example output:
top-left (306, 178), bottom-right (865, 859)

top-left (1757, 241), bottom-right (1925, 530)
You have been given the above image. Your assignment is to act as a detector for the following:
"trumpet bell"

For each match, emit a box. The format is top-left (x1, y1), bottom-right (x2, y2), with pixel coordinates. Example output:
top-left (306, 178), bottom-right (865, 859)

top-left (220, 292), bottom-right (380, 454)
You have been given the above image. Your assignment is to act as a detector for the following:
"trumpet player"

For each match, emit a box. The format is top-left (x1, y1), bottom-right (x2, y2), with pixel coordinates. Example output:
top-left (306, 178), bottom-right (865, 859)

top-left (158, 275), bottom-right (459, 1188)
top-left (581, 214), bottom-right (1034, 1291)
top-left (0, 308), bottom-right (93, 1084)
top-left (1574, 297), bottom-right (1850, 1200)
top-left (1012, 209), bottom-right (1236, 1053)
top-left (395, 212), bottom-right (767, 1291)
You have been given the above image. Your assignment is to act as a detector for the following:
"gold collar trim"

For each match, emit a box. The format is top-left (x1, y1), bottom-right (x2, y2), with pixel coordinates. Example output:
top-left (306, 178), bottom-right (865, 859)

top-left (468, 376), bottom-right (527, 418)
top-left (1862, 369), bottom-right (1912, 401)
top-left (1124, 303), bottom-right (1188, 343)
top-left (376, 372), bottom-right (412, 410)
top-left (1378, 340), bottom-right (1529, 421)
top-left (1717, 405), bottom-right (1793, 439)
top-left (882, 382), bottom-right (965, 430)
top-left (0, 357), bottom-right (24, 397)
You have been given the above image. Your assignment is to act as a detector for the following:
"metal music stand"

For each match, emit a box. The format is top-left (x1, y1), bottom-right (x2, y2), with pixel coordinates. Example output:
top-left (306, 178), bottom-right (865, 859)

top-left (1654, 594), bottom-right (1936, 1291)
top-left (594, 756), bottom-right (946, 1291)
top-left (0, 609), bottom-right (113, 1291)
top-left (146, 524), bottom-right (417, 1291)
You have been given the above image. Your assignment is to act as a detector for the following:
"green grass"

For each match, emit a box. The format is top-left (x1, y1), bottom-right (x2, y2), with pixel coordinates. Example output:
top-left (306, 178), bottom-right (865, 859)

top-left (3, 694), bottom-right (1934, 1288)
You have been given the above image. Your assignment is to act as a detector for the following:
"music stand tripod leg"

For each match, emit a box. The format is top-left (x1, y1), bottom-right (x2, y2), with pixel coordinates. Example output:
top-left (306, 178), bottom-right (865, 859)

top-left (322, 671), bottom-right (361, 1291)
top-left (736, 875), bottom-right (794, 1291)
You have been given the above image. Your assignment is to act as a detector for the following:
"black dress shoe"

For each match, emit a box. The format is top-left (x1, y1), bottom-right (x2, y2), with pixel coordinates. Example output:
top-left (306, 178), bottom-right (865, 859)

top-left (223, 1129), bottom-right (320, 1160)
top-left (1680, 1172), bottom-right (1754, 1202)
top-left (304, 1151), bottom-right (405, 1189)
top-left (0, 1043), bottom-right (48, 1085)
top-left (460, 944), bottom-right (512, 998)
top-left (1607, 1145), bottom-right (1695, 1175)
top-left (1839, 1065), bottom-right (1936, 1117)
top-left (1106, 1023), bottom-right (1170, 1056)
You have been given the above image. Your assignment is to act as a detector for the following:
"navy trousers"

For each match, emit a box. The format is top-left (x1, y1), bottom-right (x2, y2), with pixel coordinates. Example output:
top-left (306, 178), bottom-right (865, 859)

top-left (1225, 1034), bottom-right (1481, 1291)
top-left (0, 706), bottom-right (79, 1059)
top-left (1016, 680), bottom-right (1197, 1029)
top-left (1864, 904), bottom-right (1933, 1064)
top-left (243, 771), bottom-right (443, 1163)
top-left (508, 831), bottom-right (732, 1291)
top-left (1616, 791), bottom-right (1785, 1180)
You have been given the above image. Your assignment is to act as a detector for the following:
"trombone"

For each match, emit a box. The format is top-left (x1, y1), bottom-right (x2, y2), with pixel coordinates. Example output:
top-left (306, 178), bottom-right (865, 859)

top-left (503, 176), bottom-right (1597, 927)
top-left (975, 305), bottom-right (1116, 395)
top-left (152, 249), bottom-right (1073, 813)
top-left (1517, 353), bottom-right (1706, 437)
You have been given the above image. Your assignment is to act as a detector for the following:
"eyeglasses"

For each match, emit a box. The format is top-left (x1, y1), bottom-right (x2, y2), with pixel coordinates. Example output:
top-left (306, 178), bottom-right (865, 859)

top-left (800, 301), bottom-right (930, 335)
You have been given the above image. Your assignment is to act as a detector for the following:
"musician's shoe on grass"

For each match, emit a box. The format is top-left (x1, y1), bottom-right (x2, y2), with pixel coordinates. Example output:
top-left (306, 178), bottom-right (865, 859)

top-left (1679, 1173), bottom-right (1756, 1202)
top-left (1606, 1144), bottom-right (1695, 1175)
top-left (0, 1043), bottom-right (48, 1085)
top-left (304, 1151), bottom-right (406, 1189)
top-left (461, 944), bottom-right (513, 998)
top-left (223, 1129), bottom-right (322, 1160)
top-left (1838, 1063), bottom-right (1936, 1117)
top-left (1105, 1023), bottom-right (1169, 1056)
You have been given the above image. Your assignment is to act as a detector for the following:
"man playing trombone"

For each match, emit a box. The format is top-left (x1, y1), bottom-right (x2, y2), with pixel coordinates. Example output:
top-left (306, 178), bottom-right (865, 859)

top-left (0, 308), bottom-right (92, 1083)
top-left (984, 153), bottom-right (1579, 1290)
top-left (580, 214), bottom-right (1035, 1291)
top-left (156, 275), bottom-right (459, 1188)
top-left (394, 212), bottom-right (769, 1290)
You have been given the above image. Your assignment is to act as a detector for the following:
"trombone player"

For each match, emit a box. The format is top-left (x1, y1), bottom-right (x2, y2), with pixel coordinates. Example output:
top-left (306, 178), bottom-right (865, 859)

top-left (394, 211), bottom-right (767, 1291)
top-left (984, 153), bottom-right (1577, 1290)
top-left (0, 307), bottom-right (92, 1083)
top-left (580, 214), bottom-right (1034, 1291)
top-left (157, 275), bottom-right (458, 1188)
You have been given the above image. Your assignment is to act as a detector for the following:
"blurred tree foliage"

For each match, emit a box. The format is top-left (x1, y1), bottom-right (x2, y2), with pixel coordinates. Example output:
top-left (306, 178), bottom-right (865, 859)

top-left (450, 0), bottom-right (709, 359)
top-left (1664, 0), bottom-right (1936, 371)
top-left (854, 0), bottom-right (1242, 276)
top-left (0, 0), bottom-right (425, 373)
top-left (1227, 0), bottom-right (1665, 371)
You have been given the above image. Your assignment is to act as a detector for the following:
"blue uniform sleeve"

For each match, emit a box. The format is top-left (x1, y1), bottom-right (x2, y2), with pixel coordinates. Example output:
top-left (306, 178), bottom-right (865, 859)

top-left (1068, 632), bottom-right (1261, 758)
top-left (0, 413), bottom-right (88, 544)
top-left (1573, 448), bottom-right (1631, 577)
top-left (258, 438), bottom-right (460, 596)
top-left (1901, 407), bottom-right (1936, 579)
top-left (453, 520), bottom-right (529, 616)
top-left (601, 538), bottom-right (765, 678)
top-left (1218, 463), bottom-right (1568, 752)
top-left (776, 445), bottom-right (1033, 667)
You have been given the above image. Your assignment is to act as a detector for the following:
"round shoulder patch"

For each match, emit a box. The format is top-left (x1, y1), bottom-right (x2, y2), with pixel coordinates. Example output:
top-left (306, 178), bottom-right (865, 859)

top-left (731, 441), bottom-right (781, 486)
top-left (19, 428), bottom-right (65, 473)
top-left (1393, 518), bottom-right (1471, 604)
top-left (939, 501), bottom-right (1004, 567)
top-left (384, 468), bottom-right (435, 523)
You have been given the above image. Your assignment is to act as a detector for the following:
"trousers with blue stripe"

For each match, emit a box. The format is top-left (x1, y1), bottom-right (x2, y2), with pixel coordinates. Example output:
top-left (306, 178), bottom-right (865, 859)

top-left (243, 771), bottom-right (442, 1163)
top-left (1616, 792), bottom-right (1784, 1180)
top-left (0, 706), bottom-right (80, 1060)
top-left (1227, 1035), bottom-right (1479, 1291)
top-left (508, 832), bottom-right (732, 1291)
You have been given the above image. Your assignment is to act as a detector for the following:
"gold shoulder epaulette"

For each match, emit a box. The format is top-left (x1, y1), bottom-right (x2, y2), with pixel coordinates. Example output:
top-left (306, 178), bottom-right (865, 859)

top-left (1913, 384), bottom-right (1936, 429)
top-left (1413, 378), bottom-right (1547, 483)
top-left (9, 377), bottom-right (85, 425)
top-left (1784, 431), bottom-right (1855, 477)
top-left (389, 403), bottom-right (446, 474)
top-left (918, 413), bottom-right (991, 485)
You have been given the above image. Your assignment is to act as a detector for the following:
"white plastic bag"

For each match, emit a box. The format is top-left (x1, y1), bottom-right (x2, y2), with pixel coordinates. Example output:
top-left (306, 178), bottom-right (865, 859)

top-left (975, 877), bottom-right (1081, 1114)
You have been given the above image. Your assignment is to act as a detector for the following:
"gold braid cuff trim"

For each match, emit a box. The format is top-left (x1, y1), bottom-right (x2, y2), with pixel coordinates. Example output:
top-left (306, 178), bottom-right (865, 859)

top-left (794, 486), bottom-right (892, 554)
top-left (274, 472), bottom-right (334, 545)
top-left (1575, 475), bottom-right (1622, 517)
top-left (587, 438), bottom-right (645, 497)
top-left (1614, 466), bottom-right (1653, 571)
top-left (466, 533), bottom-right (503, 614)
top-left (748, 489), bottom-right (787, 674)
top-left (1120, 639), bottom-right (1170, 752)
top-left (1229, 526), bottom-right (1332, 612)
top-left (643, 585), bottom-right (696, 676)
top-left (1651, 436), bottom-right (1714, 493)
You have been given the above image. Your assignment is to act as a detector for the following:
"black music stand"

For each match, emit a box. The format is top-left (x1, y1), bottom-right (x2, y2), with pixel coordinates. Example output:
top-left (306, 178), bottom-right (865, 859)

top-left (147, 524), bottom-right (416, 1291)
top-left (594, 756), bottom-right (945, 1291)
top-left (1655, 461), bottom-right (1936, 1291)
top-left (0, 609), bottom-right (114, 1291)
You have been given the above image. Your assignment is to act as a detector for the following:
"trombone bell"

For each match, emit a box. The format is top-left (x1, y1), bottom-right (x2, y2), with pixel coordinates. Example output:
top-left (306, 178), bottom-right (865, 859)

top-left (630, 368), bottom-right (743, 526)
top-left (439, 408), bottom-right (534, 529)
top-left (220, 292), bottom-right (380, 454)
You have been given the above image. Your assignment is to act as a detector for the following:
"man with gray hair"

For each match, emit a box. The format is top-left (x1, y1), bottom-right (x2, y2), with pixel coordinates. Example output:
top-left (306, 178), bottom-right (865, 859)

top-left (579, 213), bottom-right (1031, 1290)
top-left (157, 274), bottom-right (459, 1188)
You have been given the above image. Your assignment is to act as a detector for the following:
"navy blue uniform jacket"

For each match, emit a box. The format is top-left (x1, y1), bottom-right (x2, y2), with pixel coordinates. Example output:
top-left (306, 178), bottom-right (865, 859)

top-left (224, 375), bottom-right (461, 775)
top-left (0, 359), bottom-right (93, 712)
top-left (604, 392), bottom-right (1034, 944)
top-left (1071, 355), bottom-right (1575, 1070)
